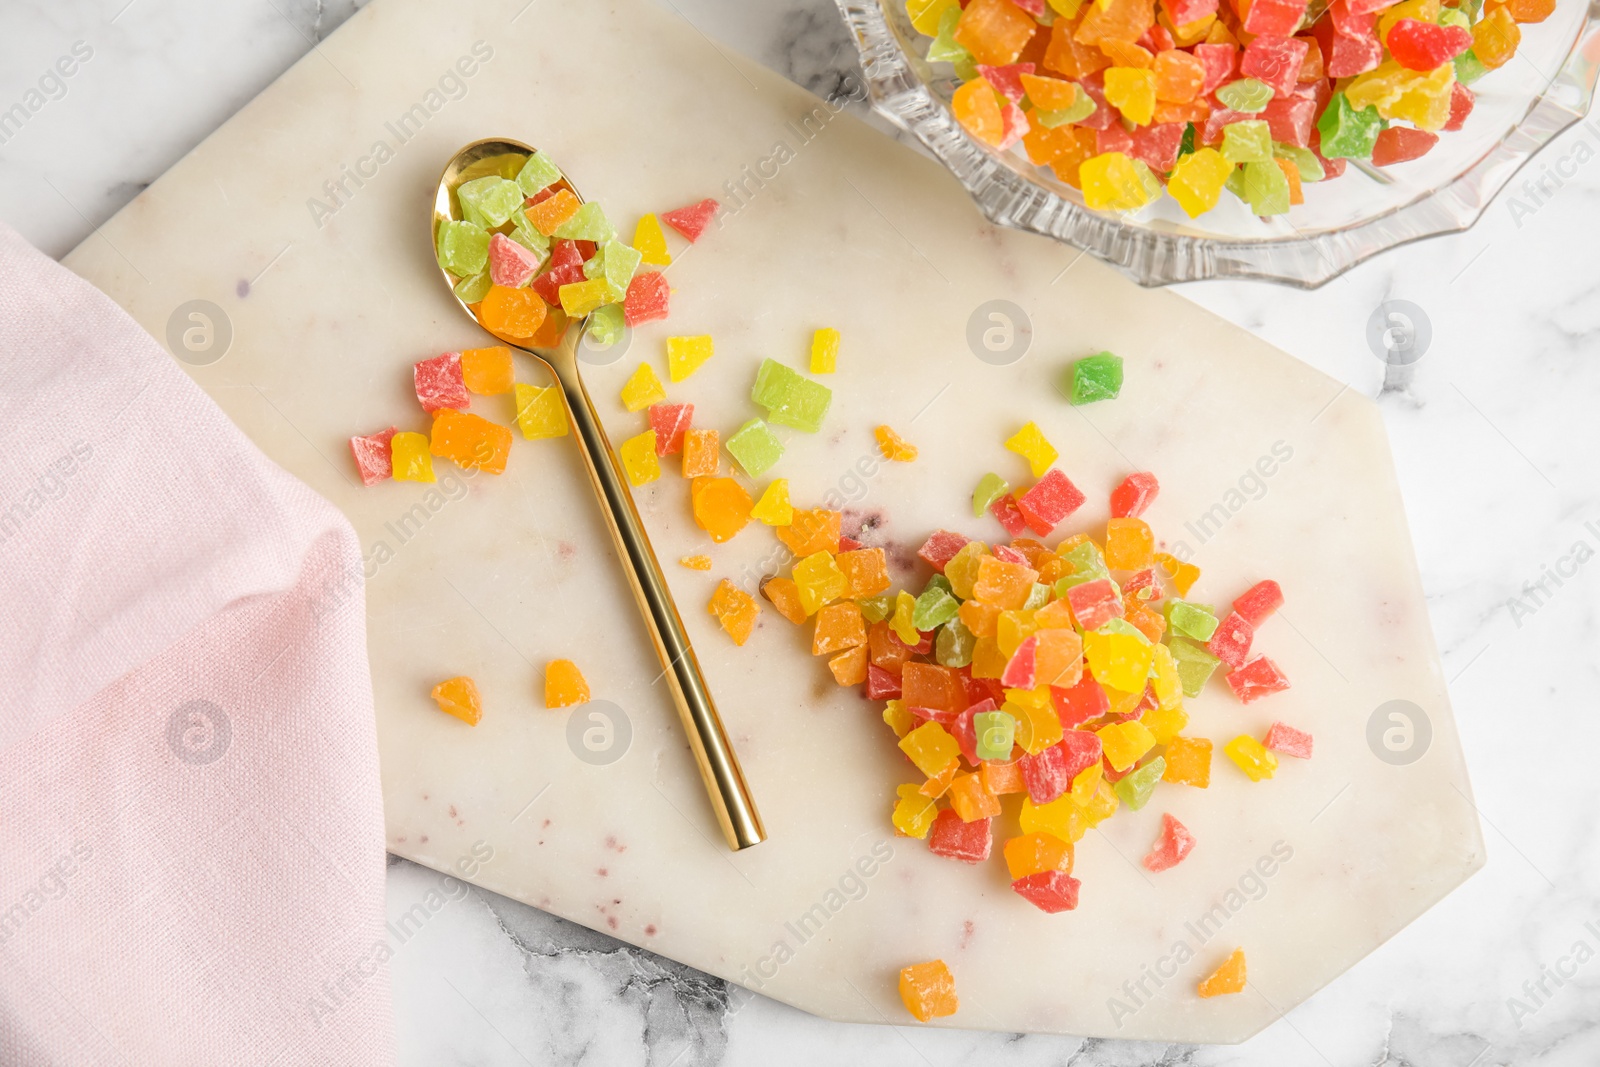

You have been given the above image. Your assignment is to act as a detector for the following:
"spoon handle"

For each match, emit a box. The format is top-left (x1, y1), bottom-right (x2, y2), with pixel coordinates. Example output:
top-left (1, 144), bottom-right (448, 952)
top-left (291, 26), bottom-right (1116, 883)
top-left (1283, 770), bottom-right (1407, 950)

top-left (551, 355), bottom-right (766, 852)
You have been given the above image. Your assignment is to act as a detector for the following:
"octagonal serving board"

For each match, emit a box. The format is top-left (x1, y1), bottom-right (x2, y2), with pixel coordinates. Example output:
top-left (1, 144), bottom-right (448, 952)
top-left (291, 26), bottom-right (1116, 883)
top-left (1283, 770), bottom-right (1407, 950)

top-left (64, 0), bottom-right (1483, 1041)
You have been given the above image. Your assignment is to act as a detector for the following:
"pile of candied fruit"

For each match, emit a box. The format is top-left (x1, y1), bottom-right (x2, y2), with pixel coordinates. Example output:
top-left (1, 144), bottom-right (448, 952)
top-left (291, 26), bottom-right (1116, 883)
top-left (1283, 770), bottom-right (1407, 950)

top-left (907, 0), bottom-right (1552, 216)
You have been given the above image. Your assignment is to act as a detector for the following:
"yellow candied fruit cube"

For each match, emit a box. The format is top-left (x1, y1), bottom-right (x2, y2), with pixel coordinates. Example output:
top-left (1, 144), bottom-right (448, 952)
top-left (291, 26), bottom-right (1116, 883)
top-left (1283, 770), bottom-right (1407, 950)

top-left (1019, 793), bottom-right (1087, 844)
top-left (1163, 735), bottom-right (1212, 787)
top-left (1142, 703), bottom-right (1188, 745)
top-left (811, 326), bottom-right (840, 374)
top-left (750, 478), bottom-right (794, 525)
top-left (667, 335), bottom-right (714, 382)
top-left (1474, 5), bottom-right (1521, 69)
top-left (900, 721), bottom-right (961, 777)
top-left (944, 541), bottom-right (989, 601)
top-left (1097, 719), bottom-right (1156, 771)
top-left (1010, 698), bottom-right (1064, 754)
top-left (1070, 760), bottom-right (1102, 803)
top-left (997, 609), bottom-right (1039, 658)
top-left (1104, 684), bottom-right (1143, 720)
top-left (1152, 642), bottom-right (1183, 709)
top-left (892, 784), bottom-right (940, 838)
top-left (1103, 66), bottom-right (1157, 125)
top-left (1079, 778), bottom-right (1119, 826)
top-left (1084, 630), bottom-right (1154, 694)
top-left (1081, 152), bottom-right (1162, 212)
top-left (875, 425), bottom-right (918, 462)
top-left (544, 658), bottom-right (590, 708)
top-left (1154, 551), bottom-right (1199, 596)
top-left (970, 634), bottom-right (1007, 678)
top-left (391, 431), bottom-right (435, 483)
top-left (890, 589), bottom-right (920, 645)
top-left (620, 362), bottom-right (667, 412)
top-left (1225, 734), bottom-right (1278, 781)
top-left (632, 212), bottom-right (671, 266)
top-left (883, 699), bottom-right (917, 738)
top-left (559, 276), bottom-right (613, 317)
top-left (1168, 147), bottom-right (1233, 218)
top-left (430, 675), bottom-right (482, 726)
top-left (680, 554), bottom-right (712, 570)
top-left (1387, 65), bottom-right (1457, 132)
top-left (908, 0), bottom-right (960, 35)
top-left (618, 429), bottom-right (660, 486)
top-left (461, 346), bottom-right (515, 394)
top-left (794, 550), bottom-right (849, 616)
top-left (1003, 831), bottom-right (1074, 879)
top-left (514, 382), bottom-right (568, 440)
top-left (1004, 421), bottom-right (1057, 478)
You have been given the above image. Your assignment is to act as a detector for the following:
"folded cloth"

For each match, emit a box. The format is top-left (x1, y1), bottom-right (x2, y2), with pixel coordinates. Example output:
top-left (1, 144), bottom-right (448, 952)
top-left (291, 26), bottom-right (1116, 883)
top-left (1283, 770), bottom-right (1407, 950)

top-left (0, 224), bottom-right (392, 1064)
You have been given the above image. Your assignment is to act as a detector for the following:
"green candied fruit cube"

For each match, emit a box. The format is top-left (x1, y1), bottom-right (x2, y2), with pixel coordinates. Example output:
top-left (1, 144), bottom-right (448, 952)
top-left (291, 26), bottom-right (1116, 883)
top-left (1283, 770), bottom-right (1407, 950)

top-left (1114, 756), bottom-right (1165, 811)
top-left (602, 240), bottom-right (642, 298)
top-left (1215, 78), bottom-right (1274, 114)
top-left (516, 150), bottom-right (563, 197)
top-left (453, 270), bottom-right (492, 304)
top-left (725, 418), bottom-right (785, 478)
top-left (859, 593), bottom-right (893, 624)
top-left (1164, 600), bottom-right (1219, 641)
top-left (972, 709), bottom-right (1016, 761)
top-left (1067, 351), bottom-right (1124, 406)
top-left (1023, 582), bottom-right (1051, 611)
top-left (509, 212), bottom-right (551, 257)
top-left (1455, 49), bottom-right (1489, 85)
top-left (1438, 7), bottom-right (1470, 30)
top-left (1168, 636), bottom-right (1222, 697)
top-left (586, 303), bottom-right (626, 346)
top-left (1242, 159), bottom-right (1291, 216)
top-left (927, 6), bottom-right (973, 72)
top-left (923, 573), bottom-right (953, 596)
top-left (1055, 539), bottom-right (1109, 591)
top-left (1220, 120), bottom-right (1272, 164)
top-left (456, 176), bottom-right (523, 227)
top-left (913, 585), bottom-right (961, 631)
top-left (553, 202), bottom-right (615, 242)
top-left (936, 616), bottom-right (976, 669)
top-left (751, 357), bottom-right (803, 410)
top-left (1178, 121), bottom-right (1197, 159)
top-left (972, 472), bottom-right (1011, 517)
top-left (435, 219), bottom-right (490, 277)
top-left (1273, 142), bottom-right (1325, 182)
top-left (770, 377), bottom-right (832, 433)
top-left (1316, 92), bottom-right (1386, 160)
top-left (1034, 96), bottom-right (1097, 127)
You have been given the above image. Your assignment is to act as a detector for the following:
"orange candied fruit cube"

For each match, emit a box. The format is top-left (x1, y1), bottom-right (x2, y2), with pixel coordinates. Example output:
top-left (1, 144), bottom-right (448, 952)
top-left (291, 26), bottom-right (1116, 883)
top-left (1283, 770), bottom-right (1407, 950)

top-left (680, 554), bottom-right (713, 571)
top-left (919, 759), bottom-right (961, 797)
top-left (1126, 604), bottom-right (1167, 643)
top-left (1163, 735), bottom-right (1213, 787)
top-left (544, 658), bottom-right (590, 709)
top-left (1100, 39), bottom-right (1154, 68)
top-left (1046, 18), bottom-right (1111, 78)
top-left (1507, 0), bottom-right (1555, 21)
top-left (1019, 72), bottom-right (1078, 110)
top-left (868, 620), bottom-right (915, 674)
top-left (1004, 831), bottom-right (1075, 879)
top-left (875, 425), bottom-right (919, 462)
top-left (902, 662), bottom-right (967, 715)
top-left (709, 578), bottom-right (760, 646)
top-left (1025, 121), bottom-right (1092, 168)
top-left (1153, 48), bottom-right (1205, 103)
top-left (1076, 0), bottom-right (1158, 47)
top-left (948, 772), bottom-right (1003, 822)
top-left (899, 959), bottom-right (959, 1022)
top-left (761, 576), bottom-right (807, 625)
top-left (691, 476), bottom-right (753, 543)
top-left (1197, 948), bottom-right (1247, 997)
top-left (460, 345), bottom-right (515, 394)
top-left (828, 644), bottom-right (869, 686)
top-left (777, 507), bottom-right (842, 557)
top-left (813, 601), bottom-right (868, 655)
top-left (1049, 128), bottom-right (1101, 189)
top-left (972, 555), bottom-right (1040, 610)
top-left (526, 187), bottom-right (581, 235)
top-left (1473, 6), bottom-right (1520, 68)
top-left (682, 428), bottom-right (720, 478)
top-left (430, 675), bottom-right (482, 726)
top-left (953, 77), bottom-right (1006, 147)
top-left (959, 599), bottom-right (1002, 638)
top-left (982, 757), bottom-right (1027, 795)
top-left (1034, 627), bottom-right (1084, 688)
top-left (839, 547), bottom-right (891, 599)
top-left (955, 0), bottom-right (1038, 65)
top-left (479, 285), bottom-right (548, 340)
top-left (430, 409), bottom-right (513, 475)
top-left (1105, 517), bottom-right (1155, 569)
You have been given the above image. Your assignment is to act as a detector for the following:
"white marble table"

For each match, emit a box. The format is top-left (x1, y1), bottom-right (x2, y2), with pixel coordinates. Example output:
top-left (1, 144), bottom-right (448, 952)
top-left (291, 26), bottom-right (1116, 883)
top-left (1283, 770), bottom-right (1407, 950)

top-left (4, 1), bottom-right (1598, 1063)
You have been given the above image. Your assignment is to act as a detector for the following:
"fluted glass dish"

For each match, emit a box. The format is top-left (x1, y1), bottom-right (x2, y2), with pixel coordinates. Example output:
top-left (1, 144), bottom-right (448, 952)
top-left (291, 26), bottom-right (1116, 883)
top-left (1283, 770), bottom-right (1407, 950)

top-left (835, 0), bottom-right (1600, 287)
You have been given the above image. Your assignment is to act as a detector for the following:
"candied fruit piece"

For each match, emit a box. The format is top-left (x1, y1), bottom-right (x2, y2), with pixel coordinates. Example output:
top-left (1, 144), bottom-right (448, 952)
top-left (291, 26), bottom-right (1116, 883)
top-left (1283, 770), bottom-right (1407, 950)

top-left (1232, 579), bottom-right (1283, 624)
top-left (430, 409), bottom-right (513, 475)
top-left (632, 213), bottom-right (671, 267)
top-left (623, 272), bottom-right (670, 328)
top-left (876, 425), bottom-right (919, 462)
top-left (1067, 351), bottom-right (1124, 403)
top-left (726, 418), bottom-right (785, 478)
top-left (1104, 66), bottom-right (1158, 125)
top-left (391, 431), bottom-right (435, 483)
top-left (620, 362), bottom-right (667, 412)
top-left (750, 478), bottom-right (794, 526)
top-left (1227, 654), bottom-right (1290, 703)
top-left (839, 547), bottom-right (891, 598)
top-left (1005, 422), bottom-right (1057, 478)
top-left (691, 476), bottom-right (753, 542)
top-left (954, 77), bottom-right (1007, 145)
top-left (1162, 735), bottom-right (1213, 786)
top-left (648, 402), bottom-right (693, 456)
top-left (415, 352), bottom-right (469, 412)
top-left (1198, 948), bottom-right (1247, 997)
top-left (794, 551), bottom-right (849, 615)
top-left (892, 783), bottom-right (939, 837)
top-left (681, 428), bottom-right (720, 478)
top-left (1143, 812), bottom-right (1196, 871)
top-left (761, 576), bottom-right (807, 624)
top-left (1207, 610), bottom-right (1255, 668)
top-left (1004, 831), bottom-right (1074, 880)
top-left (780, 508), bottom-right (843, 557)
top-left (927, 808), bottom-right (993, 862)
top-left (1264, 721), bottom-right (1313, 758)
top-left (680, 555), bottom-right (712, 571)
top-left (350, 427), bottom-right (397, 486)
top-left (955, 0), bottom-right (1039, 64)
top-left (430, 675), bottom-right (482, 726)
top-left (710, 579), bottom-right (760, 646)
top-left (1012, 870), bottom-right (1082, 913)
top-left (461, 346), bottom-right (515, 394)
top-left (660, 198), bottom-right (719, 242)
top-left (618, 429), bottom-right (660, 486)
top-left (1225, 734), bottom-right (1278, 780)
top-left (899, 960), bottom-right (959, 1021)
top-left (667, 335), bottom-right (714, 382)
top-left (813, 601), bottom-right (868, 655)
top-left (545, 659), bottom-right (590, 708)
top-left (810, 327), bottom-right (840, 374)
top-left (1097, 719), bottom-right (1156, 771)
top-left (948, 772), bottom-right (1003, 822)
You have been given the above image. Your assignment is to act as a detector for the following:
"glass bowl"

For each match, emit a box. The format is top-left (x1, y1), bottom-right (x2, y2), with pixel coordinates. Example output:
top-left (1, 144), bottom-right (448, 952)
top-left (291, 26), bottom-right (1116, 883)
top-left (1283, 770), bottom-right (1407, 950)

top-left (834, 0), bottom-right (1600, 287)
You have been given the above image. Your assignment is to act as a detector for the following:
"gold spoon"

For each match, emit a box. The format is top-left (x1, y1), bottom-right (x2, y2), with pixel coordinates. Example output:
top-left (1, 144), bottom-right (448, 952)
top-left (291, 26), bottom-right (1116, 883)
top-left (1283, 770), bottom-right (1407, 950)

top-left (433, 138), bottom-right (765, 852)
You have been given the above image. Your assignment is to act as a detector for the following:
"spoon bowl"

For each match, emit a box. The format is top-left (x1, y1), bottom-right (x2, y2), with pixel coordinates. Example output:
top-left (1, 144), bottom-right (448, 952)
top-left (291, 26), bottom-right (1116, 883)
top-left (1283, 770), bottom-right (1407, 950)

top-left (432, 138), bottom-right (764, 851)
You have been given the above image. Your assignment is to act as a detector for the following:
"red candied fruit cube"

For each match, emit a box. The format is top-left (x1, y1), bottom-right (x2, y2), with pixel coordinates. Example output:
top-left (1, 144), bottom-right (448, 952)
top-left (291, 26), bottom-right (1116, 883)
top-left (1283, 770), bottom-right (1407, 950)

top-left (530, 240), bottom-right (586, 305)
top-left (976, 62), bottom-right (1036, 104)
top-left (1262, 90), bottom-right (1318, 148)
top-left (1167, 0), bottom-right (1220, 24)
top-left (951, 700), bottom-right (995, 765)
top-left (1232, 580), bottom-right (1283, 626)
top-left (990, 493), bottom-right (1029, 537)
top-left (1193, 43), bottom-right (1238, 94)
top-left (1264, 721), bottom-right (1314, 759)
top-left (660, 198), bottom-right (720, 242)
top-left (1241, 35), bottom-right (1310, 97)
top-left (1142, 813), bottom-right (1196, 872)
top-left (1227, 655), bottom-right (1290, 703)
top-left (1207, 611), bottom-right (1254, 668)
top-left (1129, 123), bottom-right (1186, 174)
top-left (1314, 16), bottom-right (1383, 78)
top-left (1051, 673), bottom-right (1110, 728)
top-left (992, 544), bottom-right (1029, 565)
top-left (839, 535), bottom-right (864, 552)
top-left (1001, 635), bottom-right (1038, 690)
top-left (1020, 730), bottom-right (1103, 803)
top-left (1328, 0), bottom-right (1377, 36)
top-left (648, 403), bottom-right (693, 456)
top-left (1137, 22), bottom-right (1174, 52)
top-left (350, 427), bottom-right (397, 486)
top-left (918, 529), bottom-right (974, 573)
top-left (1066, 577), bottom-right (1123, 631)
top-left (415, 352), bottom-right (469, 412)
top-left (1017, 469), bottom-right (1087, 535)
top-left (1012, 869), bottom-right (1081, 912)
top-left (1386, 18), bottom-right (1472, 71)
top-left (1444, 83), bottom-right (1475, 132)
top-left (1124, 568), bottom-right (1161, 602)
top-left (1098, 123), bottom-right (1135, 157)
top-left (865, 664), bottom-right (902, 700)
top-left (1371, 126), bottom-right (1440, 167)
top-left (1110, 471), bottom-right (1160, 518)
top-left (1075, 74), bottom-right (1117, 132)
top-left (962, 671), bottom-right (1005, 708)
top-left (623, 271), bottom-right (670, 327)
top-left (1244, 0), bottom-right (1308, 36)
top-left (928, 809), bottom-right (992, 863)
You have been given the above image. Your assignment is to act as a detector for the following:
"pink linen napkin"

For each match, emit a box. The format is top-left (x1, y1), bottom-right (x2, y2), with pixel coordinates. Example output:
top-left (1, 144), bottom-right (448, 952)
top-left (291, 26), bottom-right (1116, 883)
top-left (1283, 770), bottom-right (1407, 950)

top-left (0, 224), bottom-right (393, 1064)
